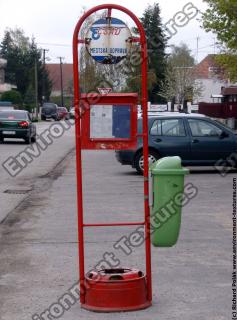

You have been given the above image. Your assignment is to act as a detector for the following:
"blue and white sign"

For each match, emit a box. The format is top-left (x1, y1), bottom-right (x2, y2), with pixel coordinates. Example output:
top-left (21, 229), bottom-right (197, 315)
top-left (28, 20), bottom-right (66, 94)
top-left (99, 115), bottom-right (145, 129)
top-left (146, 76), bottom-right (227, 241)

top-left (86, 17), bottom-right (132, 64)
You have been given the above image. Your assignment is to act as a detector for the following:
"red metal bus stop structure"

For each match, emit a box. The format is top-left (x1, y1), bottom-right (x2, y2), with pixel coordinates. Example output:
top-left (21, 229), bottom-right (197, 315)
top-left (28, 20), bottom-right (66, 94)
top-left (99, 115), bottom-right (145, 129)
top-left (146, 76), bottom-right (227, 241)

top-left (73, 4), bottom-right (151, 312)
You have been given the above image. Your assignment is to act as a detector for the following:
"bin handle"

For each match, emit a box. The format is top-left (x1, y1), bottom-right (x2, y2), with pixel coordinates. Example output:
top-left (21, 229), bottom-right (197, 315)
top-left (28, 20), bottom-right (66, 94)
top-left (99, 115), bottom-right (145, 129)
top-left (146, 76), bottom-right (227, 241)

top-left (148, 170), bottom-right (153, 207)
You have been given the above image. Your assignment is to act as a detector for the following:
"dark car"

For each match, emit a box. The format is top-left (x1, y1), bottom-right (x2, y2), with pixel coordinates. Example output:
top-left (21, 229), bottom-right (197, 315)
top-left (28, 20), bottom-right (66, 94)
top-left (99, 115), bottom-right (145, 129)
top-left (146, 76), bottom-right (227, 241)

top-left (41, 103), bottom-right (60, 121)
top-left (0, 110), bottom-right (36, 144)
top-left (58, 107), bottom-right (70, 120)
top-left (115, 112), bottom-right (237, 174)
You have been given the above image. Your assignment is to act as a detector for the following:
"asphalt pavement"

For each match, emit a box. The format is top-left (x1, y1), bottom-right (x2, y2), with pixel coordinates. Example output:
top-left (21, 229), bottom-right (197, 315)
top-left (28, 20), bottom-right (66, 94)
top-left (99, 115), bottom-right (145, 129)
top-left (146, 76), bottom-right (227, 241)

top-left (0, 133), bottom-right (234, 320)
top-left (0, 120), bottom-right (75, 222)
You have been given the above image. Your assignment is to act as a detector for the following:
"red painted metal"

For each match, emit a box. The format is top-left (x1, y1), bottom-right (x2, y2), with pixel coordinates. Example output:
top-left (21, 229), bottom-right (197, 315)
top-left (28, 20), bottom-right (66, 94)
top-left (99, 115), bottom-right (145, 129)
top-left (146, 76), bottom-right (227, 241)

top-left (83, 221), bottom-right (145, 227)
top-left (80, 93), bottom-right (138, 150)
top-left (131, 37), bottom-right (141, 43)
top-left (108, 8), bottom-right (112, 18)
top-left (82, 268), bottom-right (150, 312)
top-left (73, 4), bottom-right (151, 310)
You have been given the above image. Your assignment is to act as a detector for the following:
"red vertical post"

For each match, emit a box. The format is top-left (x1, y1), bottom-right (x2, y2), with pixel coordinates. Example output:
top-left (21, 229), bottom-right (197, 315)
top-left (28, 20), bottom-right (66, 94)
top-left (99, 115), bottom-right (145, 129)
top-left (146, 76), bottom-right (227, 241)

top-left (140, 25), bottom-right (152, 304)
top-left (143, 58), bottom-right (152, 302)
top-left (108, 8), bottom-right (112, 18)
top-left (72, 36), bottom-right (85, 303)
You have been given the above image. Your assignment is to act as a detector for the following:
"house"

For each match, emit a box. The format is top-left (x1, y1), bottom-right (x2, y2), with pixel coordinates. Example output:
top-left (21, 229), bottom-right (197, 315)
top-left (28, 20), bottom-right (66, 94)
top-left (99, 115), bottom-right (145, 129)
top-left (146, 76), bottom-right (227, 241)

top-left (46, 63), bottom-right (73, 97)
top-left (193, 54), bottom-right (229, 103)
top-left (0, 58), bottom-right (16, 94)
top-left (198, 85), bottom-right (237, 129)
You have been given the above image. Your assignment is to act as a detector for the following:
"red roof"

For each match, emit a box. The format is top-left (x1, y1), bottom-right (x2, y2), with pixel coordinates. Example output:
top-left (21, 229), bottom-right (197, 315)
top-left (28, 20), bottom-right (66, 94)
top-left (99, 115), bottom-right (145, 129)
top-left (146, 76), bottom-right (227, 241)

top-left (193, 54), bottom-right (225, 80)
top-left (46, 63), bottom-right (73, 92)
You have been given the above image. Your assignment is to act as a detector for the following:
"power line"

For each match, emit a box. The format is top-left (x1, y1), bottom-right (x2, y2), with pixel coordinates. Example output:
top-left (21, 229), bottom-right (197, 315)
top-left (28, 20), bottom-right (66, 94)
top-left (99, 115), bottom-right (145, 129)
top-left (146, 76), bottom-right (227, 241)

top-left (37, 42), bottom-right (71, 48)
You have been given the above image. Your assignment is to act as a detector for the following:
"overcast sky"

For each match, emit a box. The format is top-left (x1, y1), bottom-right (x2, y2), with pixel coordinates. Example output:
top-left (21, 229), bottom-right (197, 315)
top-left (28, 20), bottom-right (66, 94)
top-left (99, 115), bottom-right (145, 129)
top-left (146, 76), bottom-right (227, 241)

top-left (0, 0), bottom-right (216, 64)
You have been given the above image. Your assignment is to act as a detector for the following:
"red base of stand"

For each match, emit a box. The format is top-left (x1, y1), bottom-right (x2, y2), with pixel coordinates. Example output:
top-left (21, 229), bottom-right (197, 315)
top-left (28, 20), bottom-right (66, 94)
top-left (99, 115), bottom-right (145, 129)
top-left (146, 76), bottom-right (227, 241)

top-left (81, 268), bottom-right (152, 312)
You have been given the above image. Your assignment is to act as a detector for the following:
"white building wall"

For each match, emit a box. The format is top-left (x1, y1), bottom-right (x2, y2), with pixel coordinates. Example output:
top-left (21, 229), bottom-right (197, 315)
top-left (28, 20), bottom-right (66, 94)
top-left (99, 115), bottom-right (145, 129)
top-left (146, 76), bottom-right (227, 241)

top-left (195, 78), bottom-right (228, 103)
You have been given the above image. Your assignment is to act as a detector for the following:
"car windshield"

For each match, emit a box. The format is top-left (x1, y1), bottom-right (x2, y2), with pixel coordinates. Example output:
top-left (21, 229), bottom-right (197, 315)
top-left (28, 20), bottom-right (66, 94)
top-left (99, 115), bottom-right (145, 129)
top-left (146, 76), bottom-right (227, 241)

top-left (0, 111), bottom-right (27, 120)
top-left (42, 104), bottom-right (57, 111)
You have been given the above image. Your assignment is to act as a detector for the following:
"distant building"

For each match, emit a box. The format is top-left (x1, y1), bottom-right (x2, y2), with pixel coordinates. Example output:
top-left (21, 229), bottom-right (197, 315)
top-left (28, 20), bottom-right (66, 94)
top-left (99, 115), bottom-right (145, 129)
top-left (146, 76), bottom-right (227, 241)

top-left (221, 86), bottom-right (237, 102)
top-left (198, 85), bottom-right (237, 129)
top-left (46, 57), bottom-right (233, 107)
top-left (0, 58), bottom-right (6, 84)
top-left (193, 54), bottom-right (230, 103)
top-left (46, 63), bottom-right (73, 98)
top-left (0, 58), bottom-right (15, 93)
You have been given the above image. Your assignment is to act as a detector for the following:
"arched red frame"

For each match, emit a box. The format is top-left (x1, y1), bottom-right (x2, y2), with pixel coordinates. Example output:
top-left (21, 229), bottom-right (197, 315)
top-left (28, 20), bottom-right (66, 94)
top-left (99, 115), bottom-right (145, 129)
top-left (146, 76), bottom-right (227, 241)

top-left (73, 4), bottom-right (152, 305)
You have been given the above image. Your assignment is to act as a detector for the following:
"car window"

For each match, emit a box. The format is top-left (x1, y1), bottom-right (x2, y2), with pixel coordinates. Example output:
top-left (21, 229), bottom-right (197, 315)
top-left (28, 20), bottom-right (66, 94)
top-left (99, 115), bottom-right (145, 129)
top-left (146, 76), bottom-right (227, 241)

top-left (42, 104), bottom-right (57, 112)
top-left (150, 119), bottom-right (186, 136)
top-left (0, 111), bottom-right (27, 120)
top-left (215, 119), bottom-right (234, 132)
top-left (188, 119), bottom-right (222, 137)
top-left (150, 120), bottom-right (162, 135)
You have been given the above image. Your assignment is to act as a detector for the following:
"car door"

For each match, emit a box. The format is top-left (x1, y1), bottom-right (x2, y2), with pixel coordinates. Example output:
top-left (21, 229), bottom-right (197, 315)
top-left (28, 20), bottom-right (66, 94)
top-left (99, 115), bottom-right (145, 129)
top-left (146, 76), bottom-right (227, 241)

top-left (149, 117), bottom-right (191, 159)
top-left (187, 118), bottom-right (236, 161)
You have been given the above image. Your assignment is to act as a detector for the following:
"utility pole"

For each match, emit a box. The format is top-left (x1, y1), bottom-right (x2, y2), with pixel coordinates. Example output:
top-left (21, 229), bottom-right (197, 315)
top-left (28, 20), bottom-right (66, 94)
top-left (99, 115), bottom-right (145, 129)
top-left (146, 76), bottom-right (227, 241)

top-left (58, 56), bottom-right (64, 107)
top-left (42, 49), bottom-right (49, 103)
top-left (34, 57), bottom-right (38, 119)
top-left (196, 36), bottom-right (200, 62)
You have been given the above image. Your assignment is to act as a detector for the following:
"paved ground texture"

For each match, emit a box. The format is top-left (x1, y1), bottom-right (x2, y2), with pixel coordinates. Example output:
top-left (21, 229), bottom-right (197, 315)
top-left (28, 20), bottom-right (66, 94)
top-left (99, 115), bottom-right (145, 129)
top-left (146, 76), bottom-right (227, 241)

top-left (0, 121), bottom-right (75, 222)
top-left (0, 127), bottom-right (234, 320)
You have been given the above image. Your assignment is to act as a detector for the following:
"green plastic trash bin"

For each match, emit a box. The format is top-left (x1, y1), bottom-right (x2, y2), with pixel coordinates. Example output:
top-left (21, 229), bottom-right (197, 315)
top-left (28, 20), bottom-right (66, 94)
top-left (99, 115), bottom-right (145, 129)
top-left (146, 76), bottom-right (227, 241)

top-left (150, 156), bottom-right (189, 247)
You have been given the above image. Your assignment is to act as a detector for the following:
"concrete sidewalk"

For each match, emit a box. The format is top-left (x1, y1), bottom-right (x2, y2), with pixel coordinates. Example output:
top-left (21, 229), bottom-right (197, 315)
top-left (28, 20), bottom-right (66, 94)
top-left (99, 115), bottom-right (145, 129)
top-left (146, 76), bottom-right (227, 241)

top-left (0, 150), bottom-right (232, 320)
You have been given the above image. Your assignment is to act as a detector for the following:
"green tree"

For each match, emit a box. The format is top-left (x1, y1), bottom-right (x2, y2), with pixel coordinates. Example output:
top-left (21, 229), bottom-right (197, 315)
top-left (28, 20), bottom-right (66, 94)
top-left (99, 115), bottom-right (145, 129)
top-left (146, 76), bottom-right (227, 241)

top-left (202, 0), bottom-right (237, 81)
top-left (24, 84), bottom-right (35, 111)
top-left (125, 3), bottom-right (167, 103)
top-left (0, 28), bottom-right (52, 105)
top-left (122, 45), bottom-right (158, 99)
top-left (1, 90), bottom-right (22, 105)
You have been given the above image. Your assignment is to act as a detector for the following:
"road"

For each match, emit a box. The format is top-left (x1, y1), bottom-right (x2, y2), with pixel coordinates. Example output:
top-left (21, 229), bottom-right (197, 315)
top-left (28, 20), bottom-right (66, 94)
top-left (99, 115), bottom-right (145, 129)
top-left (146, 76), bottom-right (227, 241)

top-left (0, 120), bottom-right (75, 222)
top-left (0, 123), bottom-right (233, 320)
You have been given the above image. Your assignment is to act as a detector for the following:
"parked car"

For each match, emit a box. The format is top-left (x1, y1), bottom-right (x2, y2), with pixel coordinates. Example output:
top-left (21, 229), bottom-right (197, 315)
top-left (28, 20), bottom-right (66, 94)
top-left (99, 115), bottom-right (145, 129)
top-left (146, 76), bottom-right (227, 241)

top-left (69, 107), bottom-right (75, 119)
top-left (0, 110), bottom-right (36, 144)
top-left (41, 103), bottom-right (60, 121)
top-left (58, 107), bottom-right (70, 120)
top-left (115, 112), bottom-right (237, 174)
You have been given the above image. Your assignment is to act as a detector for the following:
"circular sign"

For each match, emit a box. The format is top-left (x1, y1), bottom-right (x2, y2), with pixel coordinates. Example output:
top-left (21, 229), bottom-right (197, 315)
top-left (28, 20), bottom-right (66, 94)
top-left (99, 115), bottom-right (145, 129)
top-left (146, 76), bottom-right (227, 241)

top-left (86, 17), bottom-right (132, 64)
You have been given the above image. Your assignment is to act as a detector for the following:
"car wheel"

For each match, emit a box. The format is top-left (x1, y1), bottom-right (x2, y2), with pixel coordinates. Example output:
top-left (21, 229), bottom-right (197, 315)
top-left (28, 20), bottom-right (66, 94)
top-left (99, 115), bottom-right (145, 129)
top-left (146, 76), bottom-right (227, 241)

top-left (31, 135), bottom-right (36, 143)
top-left (0, 138), bottom-right (4, 143)
top-left (134, 150), bottom-right (160, 174)
top-left (41, 116), bottom-right (46, 121)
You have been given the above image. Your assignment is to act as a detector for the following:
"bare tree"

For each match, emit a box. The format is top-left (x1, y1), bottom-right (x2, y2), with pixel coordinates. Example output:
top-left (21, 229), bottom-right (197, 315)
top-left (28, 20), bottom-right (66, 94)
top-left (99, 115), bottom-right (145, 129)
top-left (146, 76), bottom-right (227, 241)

top-left (159, 43), bottom-right (203, 105)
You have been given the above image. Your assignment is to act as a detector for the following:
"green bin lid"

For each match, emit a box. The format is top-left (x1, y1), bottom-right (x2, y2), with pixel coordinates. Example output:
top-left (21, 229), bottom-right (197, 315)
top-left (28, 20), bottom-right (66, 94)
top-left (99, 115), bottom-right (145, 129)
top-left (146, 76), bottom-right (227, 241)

top-left (150, 156), bottom-right (189, 175)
